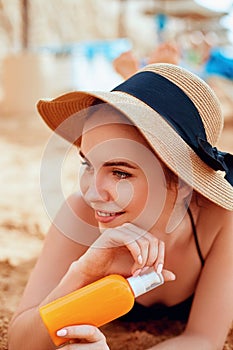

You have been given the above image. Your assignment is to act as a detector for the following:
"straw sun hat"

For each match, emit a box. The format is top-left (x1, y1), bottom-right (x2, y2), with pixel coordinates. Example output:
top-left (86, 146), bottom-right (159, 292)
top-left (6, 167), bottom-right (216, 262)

top-left (37, 63), bottom-right (233, 210)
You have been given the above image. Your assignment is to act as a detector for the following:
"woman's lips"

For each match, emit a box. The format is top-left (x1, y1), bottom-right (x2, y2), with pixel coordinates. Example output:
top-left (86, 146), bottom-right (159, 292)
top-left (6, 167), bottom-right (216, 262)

top-left (95, 210), bottom-right (125, 223)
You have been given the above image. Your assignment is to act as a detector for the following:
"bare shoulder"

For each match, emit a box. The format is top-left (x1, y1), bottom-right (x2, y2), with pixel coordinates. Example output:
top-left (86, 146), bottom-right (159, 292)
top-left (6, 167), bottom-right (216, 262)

top-left (186, 199), bottom-right (233, 348)
top-left (191, 196), bottom-right (233, 256)
top-left (197, 198), bottom-right (232, 227)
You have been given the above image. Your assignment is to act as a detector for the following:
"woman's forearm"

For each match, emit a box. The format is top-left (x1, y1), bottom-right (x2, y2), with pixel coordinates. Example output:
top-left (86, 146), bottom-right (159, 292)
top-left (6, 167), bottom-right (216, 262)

top-left (8, 307), bottom-right (56, 350)
top-left (8, 262), bottom-right (92, 350)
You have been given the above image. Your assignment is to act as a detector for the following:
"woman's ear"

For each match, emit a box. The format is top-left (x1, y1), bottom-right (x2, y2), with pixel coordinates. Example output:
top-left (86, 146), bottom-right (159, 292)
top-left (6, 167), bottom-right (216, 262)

top-left (165, 180), bottom-right (193, 234)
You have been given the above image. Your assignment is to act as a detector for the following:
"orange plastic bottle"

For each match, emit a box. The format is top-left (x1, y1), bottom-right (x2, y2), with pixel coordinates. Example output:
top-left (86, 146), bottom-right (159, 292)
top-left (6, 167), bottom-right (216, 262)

top-left (39, 268), bottom-right (164, 346)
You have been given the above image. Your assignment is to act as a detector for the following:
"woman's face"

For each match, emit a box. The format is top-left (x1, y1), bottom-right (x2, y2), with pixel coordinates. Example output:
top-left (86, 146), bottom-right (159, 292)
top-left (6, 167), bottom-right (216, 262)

top-left (79, 106), bottom-right (168, 231)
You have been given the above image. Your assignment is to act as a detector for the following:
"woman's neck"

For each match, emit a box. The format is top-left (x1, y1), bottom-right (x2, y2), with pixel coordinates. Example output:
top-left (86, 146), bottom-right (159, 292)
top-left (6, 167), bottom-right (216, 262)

top-left (150, 202), bottom-right (196, 248)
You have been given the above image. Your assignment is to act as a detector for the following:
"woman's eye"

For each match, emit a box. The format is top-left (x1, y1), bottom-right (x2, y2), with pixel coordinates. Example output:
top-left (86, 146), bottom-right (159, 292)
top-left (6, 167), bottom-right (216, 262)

top-left (113, 170), bottom-right (132, 179)
top-left (81, 161), bottom-right (93, 171)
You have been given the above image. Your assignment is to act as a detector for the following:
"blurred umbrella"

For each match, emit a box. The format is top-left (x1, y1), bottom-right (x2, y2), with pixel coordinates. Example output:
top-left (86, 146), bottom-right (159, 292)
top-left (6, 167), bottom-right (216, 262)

top-left (144, 0), bottom-right (228, 20)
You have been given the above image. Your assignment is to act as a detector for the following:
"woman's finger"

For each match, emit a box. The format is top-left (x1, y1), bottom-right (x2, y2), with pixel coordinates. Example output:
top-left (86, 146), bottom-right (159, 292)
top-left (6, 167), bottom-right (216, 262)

top-left (63, 343), bottom-right (109, 350)
top-left (155, 240), bottom-right (165, 273)
top-left (57, 325), bottom-right (107, 342)
top-left (125, 233), bottom-right (150, 268)
top-left (96, 223), bottom-right (167, 277)
top-left (114, 224), bottom-right (151, 270)
top-left (63, 339), bottom-right (109, 350)
top-left (162, 268), bottom-right (176, 282)
top-left (145, 235), bottom-right (159, 267)
top-left (122, 223), bottom-right (160, 269)
top-left (65, 344), bottom-right (109, 350)
top-left (100, 225), bottom-right (147, 269)
top-left (127, 225), bottom-right (159, 267)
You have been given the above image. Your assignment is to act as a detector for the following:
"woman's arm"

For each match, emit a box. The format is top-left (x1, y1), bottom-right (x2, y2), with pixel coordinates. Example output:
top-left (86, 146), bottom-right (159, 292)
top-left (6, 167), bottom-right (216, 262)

top-left (148, 209), bottom-right (233, 350)
top-left (8, 193), bottom-right (99, 350)
top-left (9, 192), bottom-right (175, 349)
top-left (148, 333), bottom-right (213, 350)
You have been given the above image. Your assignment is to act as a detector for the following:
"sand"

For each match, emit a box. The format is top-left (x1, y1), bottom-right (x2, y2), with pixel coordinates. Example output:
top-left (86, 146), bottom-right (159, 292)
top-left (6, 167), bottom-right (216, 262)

top-left (0, 93), bottom-right (233, 350)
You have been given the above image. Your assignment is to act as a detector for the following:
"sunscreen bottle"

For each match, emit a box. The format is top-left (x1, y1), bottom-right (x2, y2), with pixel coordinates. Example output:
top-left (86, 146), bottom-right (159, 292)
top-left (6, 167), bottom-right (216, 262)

top-left (39, 268), bottom-right (164, 346)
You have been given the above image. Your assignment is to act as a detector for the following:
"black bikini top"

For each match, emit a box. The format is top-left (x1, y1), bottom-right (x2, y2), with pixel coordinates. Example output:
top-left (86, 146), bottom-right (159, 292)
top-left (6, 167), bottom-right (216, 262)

top-left (187, 206), bottom-right (204, 267)
top-left (119, 208), bottom-right (204, 322)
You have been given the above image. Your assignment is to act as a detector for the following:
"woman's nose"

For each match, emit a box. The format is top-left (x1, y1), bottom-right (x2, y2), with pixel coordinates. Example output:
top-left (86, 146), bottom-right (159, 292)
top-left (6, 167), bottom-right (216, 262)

top-left (80, 172), bottom-right (110, 203)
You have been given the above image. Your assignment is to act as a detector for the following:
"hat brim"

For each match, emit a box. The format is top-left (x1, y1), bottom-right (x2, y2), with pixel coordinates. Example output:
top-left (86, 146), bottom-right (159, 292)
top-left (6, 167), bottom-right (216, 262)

top-left (37, 90), bottom-right (233, 210)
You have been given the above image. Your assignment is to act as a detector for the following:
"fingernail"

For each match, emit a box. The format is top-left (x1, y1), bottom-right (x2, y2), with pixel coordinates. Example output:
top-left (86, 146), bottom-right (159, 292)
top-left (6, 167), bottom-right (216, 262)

top-left (133, 269), bottom-right (141, 277)
top-left (57, 329), bottom-right (68, 337)
top-left (137, 254), bottom-right (143, 265)
top-left (157, 263), bottom-right (163, 274)
top-left (170, 272), bottom-right (176, 281)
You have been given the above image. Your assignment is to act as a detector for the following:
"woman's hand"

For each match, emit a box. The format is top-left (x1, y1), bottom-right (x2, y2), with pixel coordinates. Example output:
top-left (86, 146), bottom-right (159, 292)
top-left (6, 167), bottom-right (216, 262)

top-left (57, 325), bottom-right (109, 349)
top-left (68, 223), bottom-right (175, 283)
top-left (40, 223), bottom-right (175, 348)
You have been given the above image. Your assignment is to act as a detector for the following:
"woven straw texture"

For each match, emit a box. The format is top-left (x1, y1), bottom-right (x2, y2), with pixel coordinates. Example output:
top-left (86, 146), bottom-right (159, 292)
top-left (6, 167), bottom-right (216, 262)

top-left (37, 63), bottom-right (233, 210)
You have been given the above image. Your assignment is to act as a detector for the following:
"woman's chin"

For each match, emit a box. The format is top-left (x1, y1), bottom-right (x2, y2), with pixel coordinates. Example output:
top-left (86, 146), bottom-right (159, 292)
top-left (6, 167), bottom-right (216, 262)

top-left (98, 216), bottom-right (128, 231)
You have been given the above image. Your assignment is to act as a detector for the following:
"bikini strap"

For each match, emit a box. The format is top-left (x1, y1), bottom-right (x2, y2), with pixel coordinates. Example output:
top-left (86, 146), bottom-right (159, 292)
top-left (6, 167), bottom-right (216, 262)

top-left (187, 206), bottom-right (205, 267)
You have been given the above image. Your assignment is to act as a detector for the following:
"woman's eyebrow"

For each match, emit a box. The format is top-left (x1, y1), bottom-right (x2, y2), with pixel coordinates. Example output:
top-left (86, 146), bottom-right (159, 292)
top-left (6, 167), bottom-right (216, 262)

top-left (103, 161), bottom-right (137, 169)
top-left (79, 150), bottom-right (136, 169)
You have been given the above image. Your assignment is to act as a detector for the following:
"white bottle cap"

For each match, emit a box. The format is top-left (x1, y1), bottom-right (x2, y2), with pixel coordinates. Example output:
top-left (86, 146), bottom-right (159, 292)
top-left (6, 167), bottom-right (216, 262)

top-left (127, 267), bottom-right (164, 298)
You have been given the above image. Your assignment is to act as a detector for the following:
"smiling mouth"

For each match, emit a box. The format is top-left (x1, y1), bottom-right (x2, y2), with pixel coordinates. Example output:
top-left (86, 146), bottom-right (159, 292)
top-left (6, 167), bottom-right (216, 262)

top-left (96, 210), bottom-right (125, 217)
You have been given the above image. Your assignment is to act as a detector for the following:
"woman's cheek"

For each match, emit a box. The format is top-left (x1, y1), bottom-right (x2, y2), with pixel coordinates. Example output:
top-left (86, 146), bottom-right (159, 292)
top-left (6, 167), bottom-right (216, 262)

top-left (115, 179), bottom-right (149, 223)
top-left (79, 168), bottom-right (90, 195)
top-left (113, 179), bottom-right (135, 210)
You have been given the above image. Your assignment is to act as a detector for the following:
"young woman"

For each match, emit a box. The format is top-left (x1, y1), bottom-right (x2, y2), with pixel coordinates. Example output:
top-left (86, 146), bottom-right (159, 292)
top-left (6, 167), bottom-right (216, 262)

top-left (8, 63), bottom-right (233, 350)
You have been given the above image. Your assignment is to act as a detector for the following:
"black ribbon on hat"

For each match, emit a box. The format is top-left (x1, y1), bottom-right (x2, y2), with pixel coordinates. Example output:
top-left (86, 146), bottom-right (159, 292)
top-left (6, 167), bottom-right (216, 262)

top-left (112, 71), bottom-right (233, 186)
